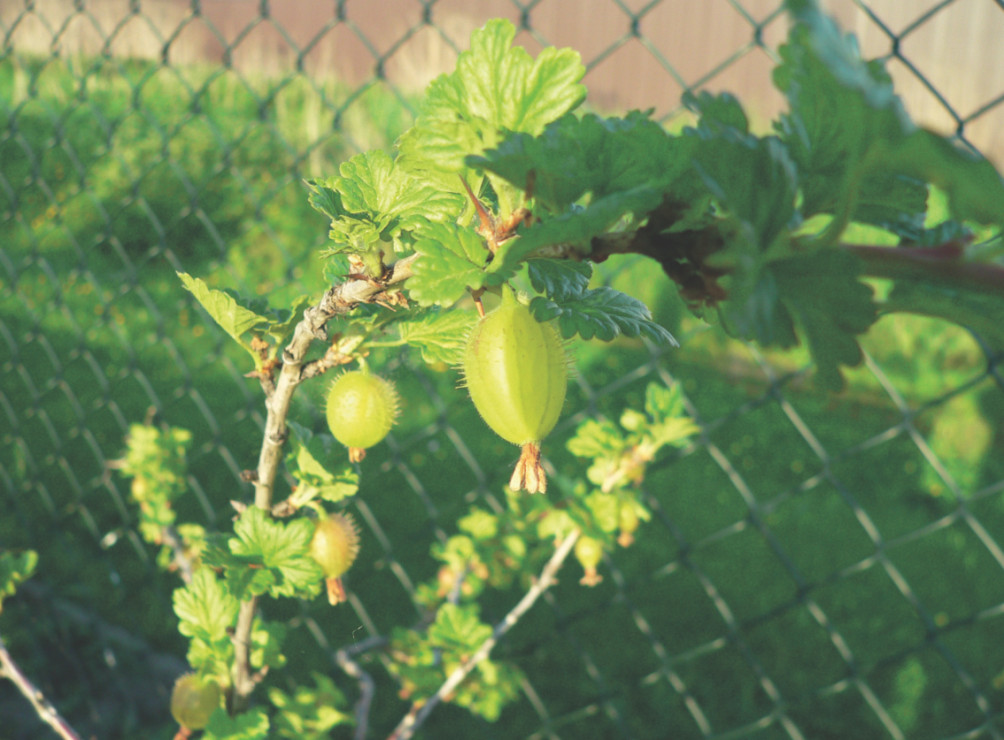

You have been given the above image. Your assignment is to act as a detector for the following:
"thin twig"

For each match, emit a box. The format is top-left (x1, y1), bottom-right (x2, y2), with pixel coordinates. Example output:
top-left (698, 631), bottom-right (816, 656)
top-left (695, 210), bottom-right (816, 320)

top-left (0, 634), bottom-right (82, 740)
top-left (388, 529), bottom-right (582, 740)
top-left (230, 254), bottom-right (419, 712)
top-left (335, 635), bottom-right (387, 740)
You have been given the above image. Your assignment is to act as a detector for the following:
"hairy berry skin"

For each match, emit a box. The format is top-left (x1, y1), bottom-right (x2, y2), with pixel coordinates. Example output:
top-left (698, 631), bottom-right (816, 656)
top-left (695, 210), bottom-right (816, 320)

top-left (463, 287), bottom-right (567, 492)
top-left (325, 370), bottom-right (399, 461)
top-left (309, 512), bottom-right (361, 604)
top-left (170, 673), bottom-right (221, 730)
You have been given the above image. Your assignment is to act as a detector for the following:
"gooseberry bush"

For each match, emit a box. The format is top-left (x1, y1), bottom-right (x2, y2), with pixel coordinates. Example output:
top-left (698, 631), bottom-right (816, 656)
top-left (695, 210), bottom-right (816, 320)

top-left (5, 0), bottom-right (1001, 737)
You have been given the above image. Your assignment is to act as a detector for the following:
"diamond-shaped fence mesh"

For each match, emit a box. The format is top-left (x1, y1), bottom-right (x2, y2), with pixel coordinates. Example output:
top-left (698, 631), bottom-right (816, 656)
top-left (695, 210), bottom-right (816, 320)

top-left (2, 1), bottom-right (1004, 738)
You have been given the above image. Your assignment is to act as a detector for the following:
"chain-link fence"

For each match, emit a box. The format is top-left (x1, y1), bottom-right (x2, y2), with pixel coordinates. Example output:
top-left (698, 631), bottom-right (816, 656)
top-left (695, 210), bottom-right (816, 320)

top-left (2, 1), bottom-right (1004, 738)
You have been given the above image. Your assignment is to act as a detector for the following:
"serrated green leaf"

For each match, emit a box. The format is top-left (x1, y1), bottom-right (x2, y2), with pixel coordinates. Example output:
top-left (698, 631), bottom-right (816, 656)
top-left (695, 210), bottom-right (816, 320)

top-left (527, 259), bottom-right (592, 299)
top-left (530, 286), bottom-right (677, 344)
top-left (428, 603), bottom-right (492, 652)
top-left (492, 186), bottom-right (664, 273)
top-left (228, 507), bottom-right (324, 599)
top-left (875, 130), bottom-right (1004, 227)
top-left (396, 308), bottom-right (476, 364)
top-left (776, 4), bottom-right (1004, 230)
top-left (173, 567), bottom-right (240, 643)
top-left (203, 706), bottom-right (270, 740)
top-left (469, 111), bottom-right (686, 214)
top-left (178, 272), bottom-right (271, 363)
top-left (308, 150), bottom-right (462, 257)
top-left (644, 383), bottom-right (684, 422)
top-left (689, 130), bottom-right (798, 251)
top-left (685, 90), bottom-right (749, 135)
top-left (285, 422), bottom-right (359, 505)
top-left (771, 249), bottom-right (878, 389)
top-left (407, 222), bottom-right (511, 306)
top-left (567, 419), bottom-right (624, 460)
top-left (398, 18), bottom-right (585, 199)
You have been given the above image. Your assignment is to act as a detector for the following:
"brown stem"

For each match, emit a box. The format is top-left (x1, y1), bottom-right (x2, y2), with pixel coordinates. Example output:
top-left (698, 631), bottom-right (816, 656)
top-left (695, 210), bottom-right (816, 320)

top-left (230, 253), bottom-right (419, 713)
top-left (843, 241), bottom-right (1004, 295)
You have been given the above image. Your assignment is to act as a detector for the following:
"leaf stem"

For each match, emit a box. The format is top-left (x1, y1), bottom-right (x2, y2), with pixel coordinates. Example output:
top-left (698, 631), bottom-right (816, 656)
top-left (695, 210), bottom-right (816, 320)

top-left (0, 634), bottom-right (82, 740)
top-left (387, 528), bottom-right (581, 740)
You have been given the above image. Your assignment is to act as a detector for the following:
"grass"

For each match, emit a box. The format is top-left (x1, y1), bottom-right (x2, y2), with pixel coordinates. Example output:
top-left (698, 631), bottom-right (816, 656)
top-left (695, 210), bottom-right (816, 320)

top-left (1, 49), bottom-right (1003, 740)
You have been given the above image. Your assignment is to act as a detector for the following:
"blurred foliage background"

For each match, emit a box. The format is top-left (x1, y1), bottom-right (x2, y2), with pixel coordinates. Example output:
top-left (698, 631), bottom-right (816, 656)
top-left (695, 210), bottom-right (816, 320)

top-left (2, 1), bottom-right (1004, 738)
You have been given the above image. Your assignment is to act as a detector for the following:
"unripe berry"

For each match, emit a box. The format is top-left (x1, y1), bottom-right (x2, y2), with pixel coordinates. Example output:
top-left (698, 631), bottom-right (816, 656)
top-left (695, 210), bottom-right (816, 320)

top-left (463, 287), bottom-right (567, 493)
top-left (325, 370), bottom-right (399, 462)
top-left (617, 501), bottom-right (641, 548)
top-left (170, 673), bottom-right (221, 730)
top-left (574, 535), bottom-right (604, 587)
top-left (309, 512), bottom-right (361, 604)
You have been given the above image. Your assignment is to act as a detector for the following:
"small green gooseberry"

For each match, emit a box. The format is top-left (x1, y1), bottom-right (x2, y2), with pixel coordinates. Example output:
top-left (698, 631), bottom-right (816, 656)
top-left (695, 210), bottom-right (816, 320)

top-left (309, 512), bottom-right (361, 604)
top-left (574, 535), bottom-right (604, 587)
top-left (170, 673), bottom-right (221, 730)
top-left (325, 370), bottom-right (399, 462)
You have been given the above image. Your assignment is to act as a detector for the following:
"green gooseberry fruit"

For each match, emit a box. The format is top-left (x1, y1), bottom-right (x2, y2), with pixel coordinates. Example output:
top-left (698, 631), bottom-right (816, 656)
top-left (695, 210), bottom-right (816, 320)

top-left (325, 370), bottom-right (399, 462)
top-left (463, 286), bottom-right (567, 493)
top-left (309, 512), bottom-right (361, 604)
top-left (617, 501), bottom-right (641, 548)
top-left (170, 673), bottom-right (221, 730)
top-left (574, 535), bottom-right (604, 587)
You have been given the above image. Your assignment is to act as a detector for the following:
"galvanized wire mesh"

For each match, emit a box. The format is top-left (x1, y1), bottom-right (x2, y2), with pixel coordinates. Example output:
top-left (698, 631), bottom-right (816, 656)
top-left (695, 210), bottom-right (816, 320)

top-left (2, 1), bottom-right (1004, 738)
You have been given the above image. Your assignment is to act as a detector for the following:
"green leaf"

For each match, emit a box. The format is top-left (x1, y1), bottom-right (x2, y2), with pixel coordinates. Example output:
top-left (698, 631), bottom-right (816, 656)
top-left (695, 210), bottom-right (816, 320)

top-left (769, 249), bottom-right (878, 389)
top-left (396, 308), bottom-right (476, 364)
top-left (178, 272), bottom-right (271, 364)
top-left (527, 259), bottom-right (591, 298)
top-left (398, 18), bottom-right (585, 198)
top-left (644, 382), bottom-right (685, 422)
top-left (285, 422), bottom-right (359, 506)
top-left (0, 549), bottom-right (37, 612)
top-left (585, 491), bottom-right (620, 533)
top-left (251, 619), bottom-right (288, 671)
top-left (875, 130), bottom-right (1004, 227)
top-left (492, 185), bottom-right (664, 272)
top-left (469, 111), bottom-right (686, 214)
top-left (227, 507), bottom-right (324, 600)
top-left (173, 567), bottom-right (240, 644)
top-left (567, 419), bottom-right (624, 460)
top-left (688, 129), bottom-right (798, 251)
top-left (407, 222), bottom-right (511, 306)
top-left (203, 706), bottom-right (270, 740)
top-left (884, 280), bottom-right (1004, 351)
top-left (776, 3), bottom-right (1004, 229)
top-left (270, 673), bottom-right (352, 740)
top-left (307, 150), bottom-right (463, 259)
top-left (684, 90), bottom-right (749, 134)
top-left (265, 295), bottom-right (312, 349)
top-left (428, 603), bottom-right (493, 653)
top-left (458, 508), bottom-right (499, 540)
top-left (530, 285), bottom-right (677, 344)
